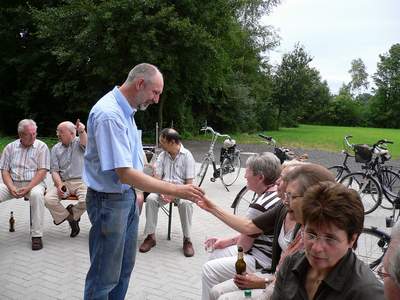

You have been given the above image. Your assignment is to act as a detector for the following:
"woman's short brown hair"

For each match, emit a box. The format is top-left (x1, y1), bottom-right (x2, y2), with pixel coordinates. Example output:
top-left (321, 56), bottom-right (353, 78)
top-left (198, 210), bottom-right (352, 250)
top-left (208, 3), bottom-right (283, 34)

top-left (283, 163), bottom-right (335, 194)
top-left (302, 181), bottom-right (364, 248)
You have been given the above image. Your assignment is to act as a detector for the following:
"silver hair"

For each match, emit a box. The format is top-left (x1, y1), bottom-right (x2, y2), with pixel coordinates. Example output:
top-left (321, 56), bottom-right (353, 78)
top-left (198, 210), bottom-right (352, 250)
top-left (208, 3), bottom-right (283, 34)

top-left (388, 221), bottom-right (400, 287)
top-left (125, 63), bottom-right (162, 85)
top-left (59, 121), bottom-right (76, 135)
top-left (18, 119), bottom-right (37, 133)
top-left (245, 152), bottom-right (281, 185)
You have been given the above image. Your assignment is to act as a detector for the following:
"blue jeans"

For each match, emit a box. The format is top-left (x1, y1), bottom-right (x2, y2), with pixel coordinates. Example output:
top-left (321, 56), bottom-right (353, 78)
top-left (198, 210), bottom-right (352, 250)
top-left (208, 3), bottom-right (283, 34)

top-left (84, 188), bottom-right (139, 300)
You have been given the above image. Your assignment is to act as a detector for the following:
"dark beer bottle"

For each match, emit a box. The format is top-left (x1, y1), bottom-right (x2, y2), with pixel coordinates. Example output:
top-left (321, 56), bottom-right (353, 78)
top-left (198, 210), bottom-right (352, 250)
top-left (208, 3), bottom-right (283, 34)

top-left (235, 246), bottom-right (246, 274)
top-left (9, 211), bottom-right (15, 232)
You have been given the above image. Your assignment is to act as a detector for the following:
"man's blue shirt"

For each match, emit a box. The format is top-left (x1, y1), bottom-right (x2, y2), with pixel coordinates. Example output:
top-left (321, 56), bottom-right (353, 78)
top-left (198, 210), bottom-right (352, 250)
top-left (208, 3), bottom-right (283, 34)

top-left (83, 86), bottom-right (144, 193)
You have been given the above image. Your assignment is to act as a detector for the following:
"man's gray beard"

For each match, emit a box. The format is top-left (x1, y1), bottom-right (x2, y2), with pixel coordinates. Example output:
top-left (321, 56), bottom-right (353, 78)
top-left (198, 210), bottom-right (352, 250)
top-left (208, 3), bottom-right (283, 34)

top-left (138, 103), bottom-right (150, 111)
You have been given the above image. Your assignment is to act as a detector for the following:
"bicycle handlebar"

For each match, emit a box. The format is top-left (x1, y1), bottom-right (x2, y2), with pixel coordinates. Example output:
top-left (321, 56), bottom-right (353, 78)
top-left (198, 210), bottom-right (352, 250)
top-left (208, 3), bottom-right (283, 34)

top-left (258, 134), bottom-right (276, 146)
top-left (344, 135), bottom-right (353, 149)
top-left (200, 126), bottom-right (232, 139)
top-left (344, 135), bottom-right (393, 151)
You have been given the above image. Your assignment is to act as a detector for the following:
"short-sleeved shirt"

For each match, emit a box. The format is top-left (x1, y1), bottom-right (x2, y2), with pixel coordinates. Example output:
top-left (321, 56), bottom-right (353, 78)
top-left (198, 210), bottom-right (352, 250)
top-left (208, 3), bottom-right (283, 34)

top-left (271, 249), bottom-right (384, 300)
top-left (83, 86), bottom-right (144, 193)
top-left (0, 139), bottom-right (50, 182)
top-left (50, 137), bottom-right (85, 180)
top-left (155, 144), bottom-right (195, 184)
top-left (245, 191), bottom-right (280, 269)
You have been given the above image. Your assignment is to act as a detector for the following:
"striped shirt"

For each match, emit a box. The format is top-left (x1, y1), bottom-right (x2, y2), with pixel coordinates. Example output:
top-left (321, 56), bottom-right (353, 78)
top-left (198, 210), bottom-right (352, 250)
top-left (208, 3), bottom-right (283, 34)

top-left (0, 139), bottom-right (50, 181)
top-left (246, 191), bottom-right (280, 269)
top-left (50, 137), bottom-right (85, 180)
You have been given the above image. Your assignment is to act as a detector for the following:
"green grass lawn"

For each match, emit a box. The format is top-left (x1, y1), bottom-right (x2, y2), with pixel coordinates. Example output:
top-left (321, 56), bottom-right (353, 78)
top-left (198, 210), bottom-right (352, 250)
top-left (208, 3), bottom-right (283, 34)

top-left (1, 124), bottom-right (399, 158)
top-left (194, 124), bottom-right (400, 158)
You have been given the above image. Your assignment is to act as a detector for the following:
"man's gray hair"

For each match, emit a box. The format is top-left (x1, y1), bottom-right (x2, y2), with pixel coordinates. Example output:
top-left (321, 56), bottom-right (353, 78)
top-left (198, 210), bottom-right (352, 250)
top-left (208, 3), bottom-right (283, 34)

top-left (387, 221), bottom-right (400, 287)
top-left (245, 152), bottom-right (281, 185)
top-left (18, 119), bottom-right (37, 133)
top-left (59, 121), bottom-right (76, 135)
top-left (125, 63), bottom-right (162, 85)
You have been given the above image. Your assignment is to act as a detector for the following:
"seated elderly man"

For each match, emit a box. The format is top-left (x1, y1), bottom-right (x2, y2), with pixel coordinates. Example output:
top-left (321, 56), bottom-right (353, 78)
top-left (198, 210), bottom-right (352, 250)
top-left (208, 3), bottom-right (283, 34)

top-left (139, 128), bottom-right (196, 257)
top-left (44, 120), bottom-right (87, 237)
top-left (202, 152), bottom-right (281, 299)
top-left (0, 119), bottom-right (50, 250)
top-left (382, 221), bottom-right (400, 300)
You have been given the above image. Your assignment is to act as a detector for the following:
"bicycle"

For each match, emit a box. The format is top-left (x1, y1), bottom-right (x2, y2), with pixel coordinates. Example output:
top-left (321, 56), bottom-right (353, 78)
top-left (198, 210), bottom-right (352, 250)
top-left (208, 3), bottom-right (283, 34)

top-left (328, 136), bottom-right (355, 181)
top-left (339, 137), bottom-right (400, 214)
top-left (355, 195), bottom-right (399, 272)
top-left (231, 134), bottom-right (306, 215)
top-left (195, 126), bottom-right (241, 190)
top-left (355, 227), bottom-right (391, 272)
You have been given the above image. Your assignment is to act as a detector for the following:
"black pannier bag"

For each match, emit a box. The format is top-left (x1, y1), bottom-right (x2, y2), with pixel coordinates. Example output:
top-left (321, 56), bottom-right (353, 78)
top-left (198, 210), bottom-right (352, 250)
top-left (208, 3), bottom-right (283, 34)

top-left (220, 139), bottom-right (236, 164)
top-left (354, 144), bottom-right (373, 163)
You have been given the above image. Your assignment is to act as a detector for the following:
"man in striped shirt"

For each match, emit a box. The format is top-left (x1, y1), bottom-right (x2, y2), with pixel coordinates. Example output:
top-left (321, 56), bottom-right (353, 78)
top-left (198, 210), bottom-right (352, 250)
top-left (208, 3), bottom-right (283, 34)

top-left (0, 119), bottom-right (50, 250)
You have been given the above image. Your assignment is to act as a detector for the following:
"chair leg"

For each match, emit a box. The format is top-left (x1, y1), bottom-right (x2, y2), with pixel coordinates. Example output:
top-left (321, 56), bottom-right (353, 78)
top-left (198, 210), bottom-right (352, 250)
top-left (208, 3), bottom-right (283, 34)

top-left (167, 202), bottom-right (173, 240)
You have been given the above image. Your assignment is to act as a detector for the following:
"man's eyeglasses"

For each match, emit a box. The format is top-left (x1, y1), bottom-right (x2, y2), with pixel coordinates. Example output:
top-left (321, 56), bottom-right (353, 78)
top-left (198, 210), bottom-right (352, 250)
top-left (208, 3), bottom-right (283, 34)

top-left (303, 231), bottom-right (341, 247)
top-left (284, 192), bottom-right (303, 202)
top-left (377, 264), bottom-right (391, 281)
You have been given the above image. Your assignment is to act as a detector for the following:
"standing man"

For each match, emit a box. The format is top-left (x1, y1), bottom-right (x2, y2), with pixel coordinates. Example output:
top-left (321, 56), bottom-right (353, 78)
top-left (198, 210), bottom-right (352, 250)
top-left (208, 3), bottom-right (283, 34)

top-left (139, 128), bottom-right (196, 257)
top-left (382, 221), bottom-right (400, 300)
top-left (44, 120), bottom-right (87, 238)
top-left (0, 119), bottom-right (50, 250)
top-left (83, 63), bottom-right (203, 300)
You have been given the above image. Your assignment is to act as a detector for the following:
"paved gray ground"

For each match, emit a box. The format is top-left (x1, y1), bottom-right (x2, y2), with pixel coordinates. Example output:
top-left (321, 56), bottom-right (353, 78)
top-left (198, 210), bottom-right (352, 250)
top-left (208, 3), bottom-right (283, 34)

top-left (0, 143), bottom-right (397, 300)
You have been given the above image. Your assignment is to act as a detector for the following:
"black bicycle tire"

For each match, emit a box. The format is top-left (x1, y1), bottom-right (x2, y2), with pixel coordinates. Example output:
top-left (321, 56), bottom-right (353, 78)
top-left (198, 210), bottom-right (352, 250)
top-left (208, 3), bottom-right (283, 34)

top-left (220, 155), bottom-right (241, 187)
top-left (196, 158), bottom-right (210, 187)
top-left (379, 169), bottom-right (400, 204)
top-left (232, 186), bottom-right (257, 215)
top-left (328, 165), bottom-right (349, 181)
top-left (339, 172), bottom-right (382, 214)
top-left (355, 227), bottom-right (390, 270)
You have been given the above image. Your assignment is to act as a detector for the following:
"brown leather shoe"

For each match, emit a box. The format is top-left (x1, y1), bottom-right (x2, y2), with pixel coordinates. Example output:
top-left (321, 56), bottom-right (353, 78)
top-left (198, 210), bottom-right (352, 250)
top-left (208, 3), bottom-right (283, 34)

top-left (183, 238), bottom-right (194, 257)
top-left (139, 235), bottom-right (156, 253)
top-left (32, 237), bottom-right (43, 251)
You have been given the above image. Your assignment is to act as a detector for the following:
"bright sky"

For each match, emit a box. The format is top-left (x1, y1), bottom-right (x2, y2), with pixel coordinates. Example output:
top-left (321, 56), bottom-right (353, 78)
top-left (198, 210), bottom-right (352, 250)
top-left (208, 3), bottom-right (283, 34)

top-left (263, 0), bottom-right (400, 94)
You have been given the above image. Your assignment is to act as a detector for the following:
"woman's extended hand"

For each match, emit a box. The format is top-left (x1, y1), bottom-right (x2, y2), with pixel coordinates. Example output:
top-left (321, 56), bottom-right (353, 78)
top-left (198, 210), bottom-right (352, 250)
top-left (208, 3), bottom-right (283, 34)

top-left (233, 272), bottom-right (271, 289)
top-left (196, 195), bottom-right (216, 212)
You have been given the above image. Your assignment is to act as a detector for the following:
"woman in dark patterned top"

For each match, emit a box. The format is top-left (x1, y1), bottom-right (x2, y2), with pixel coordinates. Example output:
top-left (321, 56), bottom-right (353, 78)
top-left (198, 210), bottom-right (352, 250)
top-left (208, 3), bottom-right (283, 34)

top-left (271, 182), bottom-right (384, 300)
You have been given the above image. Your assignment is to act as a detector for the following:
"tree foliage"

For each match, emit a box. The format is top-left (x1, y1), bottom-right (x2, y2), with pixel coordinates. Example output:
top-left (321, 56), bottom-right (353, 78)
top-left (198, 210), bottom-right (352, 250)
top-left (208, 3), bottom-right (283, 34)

top-left (348, 58), bottom-right (369, 95)
top-left (0, 0), bottom-right (281, 135)
top-left (368, 43), bottom-right (400, 128)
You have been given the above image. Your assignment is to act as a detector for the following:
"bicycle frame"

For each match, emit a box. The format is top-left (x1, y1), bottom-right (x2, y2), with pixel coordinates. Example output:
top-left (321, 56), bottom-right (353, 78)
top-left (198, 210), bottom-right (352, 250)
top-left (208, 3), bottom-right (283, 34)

top-left (197, 126), bottom-right (240, 191)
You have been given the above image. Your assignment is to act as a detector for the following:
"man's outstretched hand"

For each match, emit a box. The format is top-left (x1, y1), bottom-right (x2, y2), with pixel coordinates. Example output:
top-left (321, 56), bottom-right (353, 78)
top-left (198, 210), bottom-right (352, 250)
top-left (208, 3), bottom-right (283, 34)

top-left (174, 184), bottom-right (204, 203)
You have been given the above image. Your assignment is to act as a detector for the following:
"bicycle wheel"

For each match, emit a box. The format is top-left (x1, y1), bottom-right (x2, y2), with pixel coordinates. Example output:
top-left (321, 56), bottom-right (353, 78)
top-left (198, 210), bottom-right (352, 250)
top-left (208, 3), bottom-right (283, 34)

top-left (340, 172), bottom-right (382, 214)
top-left (220, 155), bottom-right (241, 186)
top-left (328, 165), bottom-right (349, 181)
top-left (231, 186), bottom-right (257, 216)
top-left (379, 168), bottom-right (400, 205)
top-left (355, 227), bottom-right (390, 271)
top-left (196, 157), bottom-right (210, 187)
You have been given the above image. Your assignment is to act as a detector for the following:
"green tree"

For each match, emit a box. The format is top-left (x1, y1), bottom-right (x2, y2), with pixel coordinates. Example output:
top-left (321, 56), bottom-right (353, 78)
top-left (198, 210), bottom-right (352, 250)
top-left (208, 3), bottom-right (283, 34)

top-left (272, 43), bottom-right (314, 128)
top-left (369, 43), bottom-right (400, 128)
top-left (348, 58), bottom-right (369, 95)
